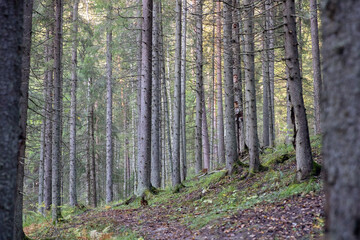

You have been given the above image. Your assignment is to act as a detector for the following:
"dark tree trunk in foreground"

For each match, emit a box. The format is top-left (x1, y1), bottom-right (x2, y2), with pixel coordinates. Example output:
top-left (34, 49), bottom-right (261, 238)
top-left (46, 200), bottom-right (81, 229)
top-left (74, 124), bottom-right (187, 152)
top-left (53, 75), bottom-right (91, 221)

top-left (0, 1), bottom-right (23, 238)
top-left (309, 0), bottom-right (322, 135)
top-left (195, 0), bottom-right (203, 174)
top-left (223, 0), bottom-right (238, 173)
top-left (244, 0), bottom-right (260, 172)
top-left (322, 1), bottom-right (360, 239)
top-left (14, 0), bottom-right (33, 238)
top-left (283, 0), bottom-right (313, 181)
top-left (137, 0), bottom-right (153, 196)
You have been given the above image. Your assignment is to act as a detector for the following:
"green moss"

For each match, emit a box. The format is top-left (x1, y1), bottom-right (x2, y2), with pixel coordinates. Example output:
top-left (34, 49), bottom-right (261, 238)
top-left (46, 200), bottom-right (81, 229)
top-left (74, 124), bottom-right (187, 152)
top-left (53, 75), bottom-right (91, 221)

top-left (311, 162), bottom-right (322, 176)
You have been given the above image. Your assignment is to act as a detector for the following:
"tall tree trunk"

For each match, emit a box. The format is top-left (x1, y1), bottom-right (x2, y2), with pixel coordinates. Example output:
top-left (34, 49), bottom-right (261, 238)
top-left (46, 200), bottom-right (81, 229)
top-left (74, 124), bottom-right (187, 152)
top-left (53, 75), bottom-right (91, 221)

top-left (195, 0), bottom-right (203, 174)
top-left (244, 0), bottom-right (260, 172)
top-left (172, 0), bottom-right (182, 186)
top-left (322, 1), bottom-right (360, 239)
top-left (310, 0), bottom-right (322, 135)
top-left (266, 0), bottom-right (275, 147)
top-left (69, 0), bottom-right (79, 207)
top-left (283, 0), bottom-right (313, 181)
top-left (137, 0), bottom-right (153, 196)
top-left (0, 1), bottom-right (24, 238)
top-left (14, 0), bottom-right (33, 238)
top-left (262, 1), bottom-right (270, 148)
top-left (233, 0), bottom-right (245, 154)
top-left (215, 1), bottom-right (225, 165)
top-left (105, 7), bottom-right (113, 203)
top-left (223, 0), bottom-right (238, 173)
top-left (39, 119), bottom-right (45, 213)
top-left (52, 0), bottom-right (63, 222)
top-left (180, 0), bottom-right (187, 181)
top-left (151, 0), bottom-right (161, 188)
top-left (86, 78), bottom-right (91, 205)
top-left (90, 85), bottom-right (97, 207)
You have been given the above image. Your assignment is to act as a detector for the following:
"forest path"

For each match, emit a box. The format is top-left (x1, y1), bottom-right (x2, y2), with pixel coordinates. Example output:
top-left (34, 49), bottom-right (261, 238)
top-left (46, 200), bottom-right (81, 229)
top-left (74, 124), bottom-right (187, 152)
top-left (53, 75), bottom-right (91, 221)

top-left (70, 192), bottom-right (323, 239)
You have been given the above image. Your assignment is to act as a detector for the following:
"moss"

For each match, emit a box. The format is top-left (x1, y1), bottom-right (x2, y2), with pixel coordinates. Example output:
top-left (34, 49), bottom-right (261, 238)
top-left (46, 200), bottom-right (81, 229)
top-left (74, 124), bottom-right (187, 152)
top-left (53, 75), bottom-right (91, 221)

top-left (172, 183), bottom-right (186, 193)
top-left (311, 161), bottom-right (322, 176)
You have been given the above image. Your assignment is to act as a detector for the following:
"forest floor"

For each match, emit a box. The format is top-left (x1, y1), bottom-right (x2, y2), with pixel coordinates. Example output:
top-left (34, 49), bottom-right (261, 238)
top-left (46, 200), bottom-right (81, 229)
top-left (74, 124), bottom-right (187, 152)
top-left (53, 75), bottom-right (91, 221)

top-left (24, 136), bottom-right (324, 240)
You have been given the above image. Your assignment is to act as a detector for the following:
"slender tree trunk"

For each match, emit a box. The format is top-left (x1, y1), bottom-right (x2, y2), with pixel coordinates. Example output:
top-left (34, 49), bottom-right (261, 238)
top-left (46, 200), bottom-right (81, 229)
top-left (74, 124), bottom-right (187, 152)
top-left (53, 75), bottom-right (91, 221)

top-left (106, 7), bottom-right (113, 203)
top-left (233, 0), bottom-right (245, 154)
top-left (223, 0), bottom-right (238, 173)
top-left (310, 0), bottom-right (322, 135)
top-left (151, 0), bottom-right (161, 188)
top-left (244, 0), bottom-right (260, 172)
top-left (216, 1), bottom-right (225, 166)
top-left (195, 0), bottom-right (203, 174)
top-left (322, 1), bottom-right (360, 239)
top-left (180, 0), bottom-right (187, 181)
top-left (90, 93), bottom-right (97, 207)
top-left (14, 0), bottom-right (31, 237)
top-left (211, 1), bottom-right (217, 168)
top-left (262, 1), bottom-right (270, 148)
top-left (69, 0), bottom-right (79, 207)
top-left (0, 1), bottom-right (24, 238)
top-left (39, 120), bottom-right (45, 213)
top-left (86, 78), bottom-right (91, 205)
top-left (283, 0), bottom-right (313, 181)
top-left (202, 98), bottom-right (210, 170)
top-left (137, 0), bottom-right (153, 195)
top-left (52, 0), bottom-right (63, 222)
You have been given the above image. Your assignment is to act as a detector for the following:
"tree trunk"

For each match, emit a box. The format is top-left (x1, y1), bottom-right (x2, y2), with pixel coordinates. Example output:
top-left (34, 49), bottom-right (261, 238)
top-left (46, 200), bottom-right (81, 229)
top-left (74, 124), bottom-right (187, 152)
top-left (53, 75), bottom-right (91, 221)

top-left (0, 1), bottom-right (24, 238)
top-left (137, 0), bottom-right (153, 196)
top-left (244, 0), bottom-right (260, 172)
top-left (322, 1), bottom-right (360, 239)
top-left (223, 0), bottom-right (238, 173)
top-left (216, 1), bottom-right (225, 166)
top-left (180, 0), bottom-right (187, 181)
top-left (172, 0), bottom-right (182, 186)
top-left (52, 0), bottom-right (63, 222)
top-left (283, 0), bottom-right (313, 181)
top-left (309, 0), bottom-right (322, 135)
top-left (105, 7), bottom-right (113, 203)
top-left (202, 98), bottom-right (210, 170)
top-left (151, 0), bottom-right (161, 188)
top-left (195, 0), bottom-right (203, 174)
top-left (90, 85), bottom-right (97, 207)
top-left (233, 0), bottom-right (245, 154)
top-left (262, 1), bottom-right (270, 148)
top-left (69, 0), bottom-right (79, 207)
top-left (13, 0), bottom-right (33, 238)
top-left (86, 78), bottom-right (91, 205)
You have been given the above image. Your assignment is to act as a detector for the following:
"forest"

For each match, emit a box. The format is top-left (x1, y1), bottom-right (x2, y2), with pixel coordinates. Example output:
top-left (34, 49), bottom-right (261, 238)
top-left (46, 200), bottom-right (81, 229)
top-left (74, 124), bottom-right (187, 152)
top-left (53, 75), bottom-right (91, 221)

top-left (0, 0), bottom-right (359, 239)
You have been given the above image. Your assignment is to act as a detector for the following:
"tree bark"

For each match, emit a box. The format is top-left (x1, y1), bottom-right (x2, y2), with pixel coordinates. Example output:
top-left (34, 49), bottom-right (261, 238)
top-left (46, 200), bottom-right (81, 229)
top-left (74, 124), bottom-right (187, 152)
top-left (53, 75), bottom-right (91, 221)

top-left (151, 0), bottom-right (161, 188)
top-left (172, 0), bottom-right (182, 186)
top-left (52, 0), bottom-right (63, 222)
top-left (223, 0), bottom-right (238, 173)
top-left (215, 1), bottom-right (225, 166)
top-left (69, 0), bottom-right (79, 207)
top-left (244, 0), bottom-right (260, 172)
top-left (283, 0), bottom-right (313, 181)
top-left (195, 0), bottom-right (203, 174)
top-left (137, 0), bottom-right (153, 196)
top-left (105, 7), bottom-right (113, 203)
top-left (309, 0), bottom-right (322, 135)
top-left (322, 1), bottom-right (360, 239)
top-left (202, 97), bottom-right (210, 170)
top-left (0, 1), bottom-right (23, 238)
top-left (262, 1), bottom-right (270, 148)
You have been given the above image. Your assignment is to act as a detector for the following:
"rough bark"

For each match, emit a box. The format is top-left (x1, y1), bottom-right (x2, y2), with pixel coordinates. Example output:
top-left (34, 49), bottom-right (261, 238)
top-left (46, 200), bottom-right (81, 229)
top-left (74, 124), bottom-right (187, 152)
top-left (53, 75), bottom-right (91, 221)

top-left (137, 0), bottom-right (153, 196)
top-left (309, 0), bottom-right (322, 135)
top-left (262, 1), bottom-right (270, 148)
top-left (195, 0), bottom-right (203, 174)
top-left (244, 0), bottom-right (260, 172)
top-left (52, 0), bottom-right (63, 222)
top-left (180, 0), bottom-right (187, 181)
top-left (283, 0), bottom-right (313, 181)
top-left (215, 1), bottom-right (225, 166)
top-left (69, 0), bottom-right (79, 207)
top-left (0, 1), bottom-right (23, 238)
top-left (232, 0), bottom-right (245, 154)
top-left (322, 1), bottom-right (360, 239)
top-left (223, 0), bottom-right (238, 173)
top-left (105, 8), bottom-right (113, 203)
top-left (202, 97), bottom-right (210, 170)
top-left (151, 0), bottom-right (161, 188)
top-left (172, 0), bottom-right (182, 186)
